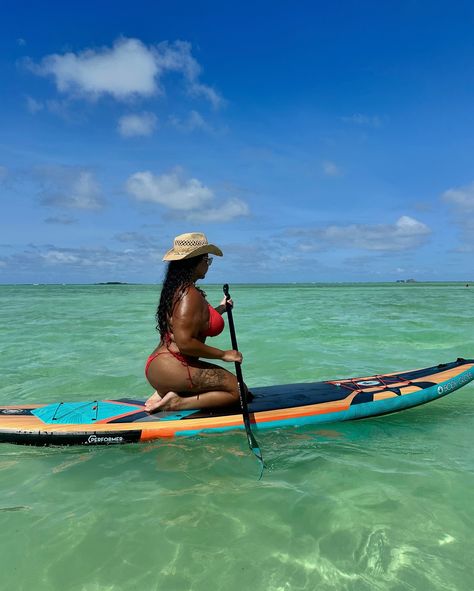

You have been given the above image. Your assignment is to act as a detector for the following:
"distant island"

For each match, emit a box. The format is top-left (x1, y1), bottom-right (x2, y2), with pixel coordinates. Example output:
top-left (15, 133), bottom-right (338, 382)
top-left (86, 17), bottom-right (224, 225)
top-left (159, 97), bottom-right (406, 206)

top-left (396, 279), bottom-right (417, 283)
top-left (94, 282), bottom-right (129, 285)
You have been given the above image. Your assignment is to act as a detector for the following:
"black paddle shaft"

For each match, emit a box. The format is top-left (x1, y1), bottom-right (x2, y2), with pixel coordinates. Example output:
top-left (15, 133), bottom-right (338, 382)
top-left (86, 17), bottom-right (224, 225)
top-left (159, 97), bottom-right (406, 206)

top-left (223, 285), bottom-right (245, 399)
top-left (223, 284), bottom-right (264, 477)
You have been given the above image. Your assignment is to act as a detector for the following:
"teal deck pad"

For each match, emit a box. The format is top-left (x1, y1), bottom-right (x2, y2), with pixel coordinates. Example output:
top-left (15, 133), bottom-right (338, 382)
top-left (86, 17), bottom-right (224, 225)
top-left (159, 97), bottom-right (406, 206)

top-left (32, 401), bottom-right (140, 425)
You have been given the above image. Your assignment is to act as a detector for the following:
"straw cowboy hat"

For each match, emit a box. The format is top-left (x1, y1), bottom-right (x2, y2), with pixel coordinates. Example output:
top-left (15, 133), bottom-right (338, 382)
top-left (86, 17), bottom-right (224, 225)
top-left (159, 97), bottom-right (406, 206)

top-left (163, 232), bottom-right (223, 261)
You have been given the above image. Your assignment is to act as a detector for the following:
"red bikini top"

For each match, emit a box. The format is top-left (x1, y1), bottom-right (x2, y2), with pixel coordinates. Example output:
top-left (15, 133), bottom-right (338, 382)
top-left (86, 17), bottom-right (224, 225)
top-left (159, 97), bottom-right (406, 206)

top-left (203, 303), bottom-right (225, 337)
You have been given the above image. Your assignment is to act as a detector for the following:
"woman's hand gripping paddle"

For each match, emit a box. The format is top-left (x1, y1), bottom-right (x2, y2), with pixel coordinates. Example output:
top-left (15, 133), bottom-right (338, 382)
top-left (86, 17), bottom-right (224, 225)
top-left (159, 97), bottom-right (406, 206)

top-left (223, 284), bottom-right (264, 479)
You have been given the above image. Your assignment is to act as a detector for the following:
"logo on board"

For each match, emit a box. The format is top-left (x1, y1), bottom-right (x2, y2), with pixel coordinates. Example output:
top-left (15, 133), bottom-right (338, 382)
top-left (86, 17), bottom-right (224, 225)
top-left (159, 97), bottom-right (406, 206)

top-left (86, 434), bottom-right (124, 444)
top-left (437, 370), bottom-right (474, 395)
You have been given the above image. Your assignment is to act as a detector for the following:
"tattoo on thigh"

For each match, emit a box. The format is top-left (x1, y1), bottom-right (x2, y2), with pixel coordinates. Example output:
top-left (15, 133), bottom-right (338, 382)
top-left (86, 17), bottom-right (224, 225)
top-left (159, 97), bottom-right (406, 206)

top-left (195, 368), bottom-right (226, 390)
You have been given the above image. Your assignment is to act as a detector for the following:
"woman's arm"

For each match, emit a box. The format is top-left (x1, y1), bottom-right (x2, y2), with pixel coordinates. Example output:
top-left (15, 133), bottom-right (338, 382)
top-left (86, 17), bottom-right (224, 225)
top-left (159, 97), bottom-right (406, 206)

top-left (172, 289), bottom-right (239, 361)
top-left (214, 296), bottom-right (233, 315)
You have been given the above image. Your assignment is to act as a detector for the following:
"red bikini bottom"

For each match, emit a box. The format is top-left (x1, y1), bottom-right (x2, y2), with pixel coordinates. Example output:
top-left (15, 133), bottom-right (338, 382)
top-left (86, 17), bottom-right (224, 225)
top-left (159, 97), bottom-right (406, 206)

top-left (145, 349), bottom-right (195, 389)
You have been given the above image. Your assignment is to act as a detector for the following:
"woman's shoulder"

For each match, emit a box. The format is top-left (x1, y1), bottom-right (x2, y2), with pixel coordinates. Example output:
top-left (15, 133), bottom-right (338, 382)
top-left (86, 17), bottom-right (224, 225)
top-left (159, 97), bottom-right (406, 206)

top-left (186, 284), bottom-right (206, 299)
top-left (176, 285), bottom-right (207, 310)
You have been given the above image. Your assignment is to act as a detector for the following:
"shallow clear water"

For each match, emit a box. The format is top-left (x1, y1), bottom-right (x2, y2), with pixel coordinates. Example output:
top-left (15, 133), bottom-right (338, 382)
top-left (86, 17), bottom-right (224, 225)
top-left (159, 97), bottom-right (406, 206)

top-left (0, 283), bottom-right (473, 590)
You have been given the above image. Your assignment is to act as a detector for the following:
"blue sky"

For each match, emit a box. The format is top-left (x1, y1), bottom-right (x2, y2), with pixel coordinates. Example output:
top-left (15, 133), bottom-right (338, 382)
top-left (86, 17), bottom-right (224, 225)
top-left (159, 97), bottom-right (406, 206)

top-left (1, 0), bottom-right (474, 283)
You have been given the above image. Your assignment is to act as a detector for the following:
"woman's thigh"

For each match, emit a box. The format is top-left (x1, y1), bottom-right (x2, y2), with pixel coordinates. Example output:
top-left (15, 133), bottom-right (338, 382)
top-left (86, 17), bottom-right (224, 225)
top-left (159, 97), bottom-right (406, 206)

top-left (187, 360), bottom-right (238, 394)
top-left (148, 355), bottom-right (237, 395)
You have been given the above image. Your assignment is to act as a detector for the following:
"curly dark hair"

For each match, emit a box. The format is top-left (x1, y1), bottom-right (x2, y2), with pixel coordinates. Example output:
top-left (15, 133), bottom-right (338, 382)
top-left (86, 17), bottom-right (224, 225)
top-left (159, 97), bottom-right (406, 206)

top-left (156, 256), bottom-right (207, 340)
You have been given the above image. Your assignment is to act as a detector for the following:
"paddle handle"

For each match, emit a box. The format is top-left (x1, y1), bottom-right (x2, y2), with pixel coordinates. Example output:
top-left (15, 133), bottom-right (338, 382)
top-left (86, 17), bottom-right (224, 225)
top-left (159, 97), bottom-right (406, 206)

top-left (223, 284), bottom-right (244, 384)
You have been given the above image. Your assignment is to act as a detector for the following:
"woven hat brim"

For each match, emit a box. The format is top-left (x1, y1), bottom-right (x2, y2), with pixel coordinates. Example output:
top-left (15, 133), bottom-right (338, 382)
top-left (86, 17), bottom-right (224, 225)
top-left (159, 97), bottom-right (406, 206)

top-left (162, 244), bottom-right (223, 261)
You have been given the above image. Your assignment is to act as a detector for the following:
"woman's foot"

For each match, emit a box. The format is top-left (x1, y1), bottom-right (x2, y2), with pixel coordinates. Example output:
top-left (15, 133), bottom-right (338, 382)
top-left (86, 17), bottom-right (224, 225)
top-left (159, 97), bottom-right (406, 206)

top-left (145, 391), bottom-right (181, 413)
top-left (154, 391), bottom-right (181, 411)
top-left (144, 391), bottom-right (162, 413)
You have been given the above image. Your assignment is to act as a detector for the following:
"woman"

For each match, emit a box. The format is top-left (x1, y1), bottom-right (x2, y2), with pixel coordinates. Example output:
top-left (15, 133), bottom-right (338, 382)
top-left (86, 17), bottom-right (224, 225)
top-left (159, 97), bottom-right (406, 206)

top-left (144, 232), bottom-right (242, 413)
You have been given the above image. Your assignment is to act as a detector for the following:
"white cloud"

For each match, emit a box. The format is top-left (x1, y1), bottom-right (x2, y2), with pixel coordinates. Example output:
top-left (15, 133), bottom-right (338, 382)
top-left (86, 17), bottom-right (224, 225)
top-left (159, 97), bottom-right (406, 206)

top-left (17, 38), bottom-right (26, 47)
top-left (37, 167), bottom-right (104, 210)
top-left (118, 112), bottom-right (158, 137)
top-left (62, 172), bottom-right (102, 209)
top-left (44, 216), bottom-right (77, 225)
top-left (26, 96), bottom-right (44, 114)
top-left (442, 182), bottom-right (474, 250)
top-left (126, 168), bottom-right (249, 222)
top-left (169, 110), bottom-right (211, 133)
top-left (44, 98), bottom-right (76, 120)
top-left (27, 38), bottom-right (158, 100)
top-left (291, 216), bottom-right (431, 252)
top-left (188, 83), bottom-right (222, 110)
top-left (126, 169), bottom-right (213, 210)
top-left (327, 216), bottom-right (430, 250)
top-left (184, 198), bottom-right (250, 222)
top-left (42, 250), bottom-right (81, 264)
top-left (0, 244), bottom-right (164, 276)
top-left (341, 113), bottom-right (383, 128)
top-left (25, 96), bottom-right (75, 119)
top-left (442, 182), bottom-right (474, 212)
top-left (113, 231), bottom-right (161, 247)
top-left (26, 37), bottom-right (223, 108)
top-left (154, 40), bottom-right (223, 109)
top-left (322, 160), bottom-right (342, 177)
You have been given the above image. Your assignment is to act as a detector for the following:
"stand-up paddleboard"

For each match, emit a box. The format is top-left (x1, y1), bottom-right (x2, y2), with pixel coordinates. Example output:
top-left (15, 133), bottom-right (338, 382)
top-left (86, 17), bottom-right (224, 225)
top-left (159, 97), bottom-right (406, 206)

top-left (0, 358), bottom-right (472, 446)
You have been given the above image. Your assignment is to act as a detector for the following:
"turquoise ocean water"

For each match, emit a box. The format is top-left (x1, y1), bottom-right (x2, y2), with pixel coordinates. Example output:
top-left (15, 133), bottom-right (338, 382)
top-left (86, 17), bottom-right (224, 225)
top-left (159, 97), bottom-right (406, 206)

top-left (0, 283), bottom-right (473, 590)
